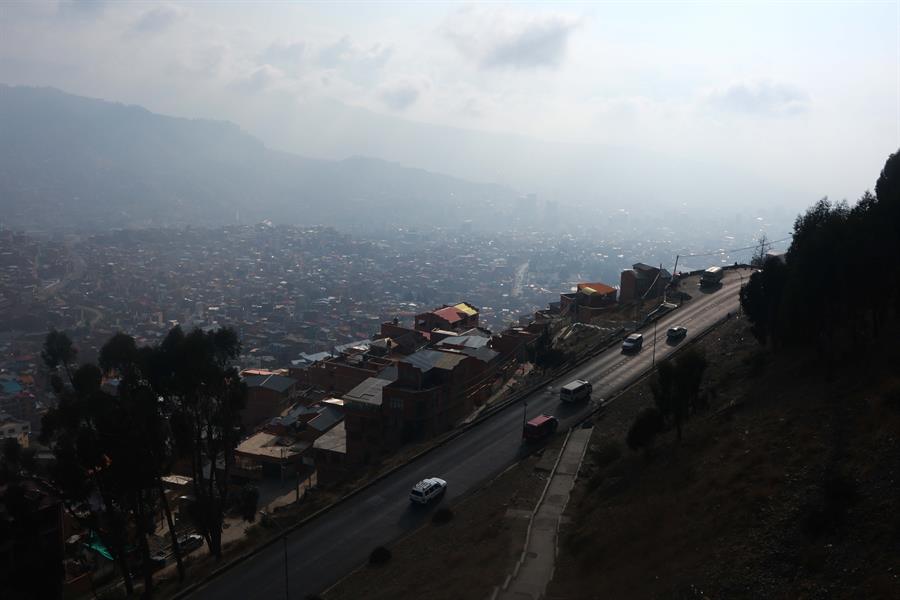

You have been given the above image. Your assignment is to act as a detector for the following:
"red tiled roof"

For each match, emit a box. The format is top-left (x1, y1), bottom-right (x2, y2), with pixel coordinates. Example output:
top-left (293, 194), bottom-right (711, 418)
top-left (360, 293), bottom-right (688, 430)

top-left (433, 306), bottom-right (464, 323)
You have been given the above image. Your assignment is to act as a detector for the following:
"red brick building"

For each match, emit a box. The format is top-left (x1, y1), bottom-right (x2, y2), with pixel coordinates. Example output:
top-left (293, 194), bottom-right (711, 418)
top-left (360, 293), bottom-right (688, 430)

top-left (414, 302), bottom-right (480, 333)
top-left (343, 347), bottom-right (497, 465)
top-left (559, 281), bottom-right (618, 322)
top-left (304, 352), bottom-right (393, 396)
top-left (619, 263), bottom-right (672, 303)
top-left (241, 372), bottom-right (299, 430)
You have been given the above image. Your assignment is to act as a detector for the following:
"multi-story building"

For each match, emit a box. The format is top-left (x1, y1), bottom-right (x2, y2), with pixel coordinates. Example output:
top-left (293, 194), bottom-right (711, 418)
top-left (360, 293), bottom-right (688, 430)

top-left (559, 281), bottom-right (618, 322)
top-left (241, 371), bottom-right (300, 430)
top-left (302, 352), bottom-right (394, 396)
top-left (619, 263), bottom-right (672, 303)
top-left (343, 345), bottom-right (497, 466)
top-left (414, 302), bottom-right (480, 334)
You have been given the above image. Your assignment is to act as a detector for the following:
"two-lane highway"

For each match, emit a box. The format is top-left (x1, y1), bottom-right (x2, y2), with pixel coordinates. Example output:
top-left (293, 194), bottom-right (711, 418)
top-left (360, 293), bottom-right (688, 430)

top-left (192, 269), bottom-right (748, 599)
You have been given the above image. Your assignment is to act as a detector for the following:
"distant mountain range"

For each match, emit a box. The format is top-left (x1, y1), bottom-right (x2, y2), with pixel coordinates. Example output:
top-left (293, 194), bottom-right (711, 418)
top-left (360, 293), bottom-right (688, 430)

top-left (0, 85), bottom-right (517, 231)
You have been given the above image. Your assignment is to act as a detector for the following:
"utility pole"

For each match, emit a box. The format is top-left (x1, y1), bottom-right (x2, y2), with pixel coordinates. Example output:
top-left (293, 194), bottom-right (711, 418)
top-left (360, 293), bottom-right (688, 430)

top-left (523, 401), bottom-right (528, 431)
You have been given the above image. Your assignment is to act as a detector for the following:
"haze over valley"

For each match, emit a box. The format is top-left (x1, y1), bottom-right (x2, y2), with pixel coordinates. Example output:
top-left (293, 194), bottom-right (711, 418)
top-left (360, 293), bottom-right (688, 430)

top-left (0, 3), bottom-right (897, 600)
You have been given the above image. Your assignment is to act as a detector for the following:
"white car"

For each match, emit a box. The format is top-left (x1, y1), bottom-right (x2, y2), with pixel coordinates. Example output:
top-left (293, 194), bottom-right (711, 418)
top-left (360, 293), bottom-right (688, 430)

top-left (409, 477), bottom-right (448, 504)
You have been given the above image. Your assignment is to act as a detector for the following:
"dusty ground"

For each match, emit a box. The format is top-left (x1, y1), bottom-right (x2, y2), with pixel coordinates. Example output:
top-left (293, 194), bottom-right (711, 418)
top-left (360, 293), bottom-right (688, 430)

top-left (549, 317), bottom-right (900, 600)
top-left (324, 437), bottom-right (561, 600)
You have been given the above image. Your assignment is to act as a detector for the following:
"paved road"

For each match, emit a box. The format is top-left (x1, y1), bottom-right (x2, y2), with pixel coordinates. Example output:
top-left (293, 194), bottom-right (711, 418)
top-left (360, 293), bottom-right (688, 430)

top-left (192, 270), bottom-right (748, 600)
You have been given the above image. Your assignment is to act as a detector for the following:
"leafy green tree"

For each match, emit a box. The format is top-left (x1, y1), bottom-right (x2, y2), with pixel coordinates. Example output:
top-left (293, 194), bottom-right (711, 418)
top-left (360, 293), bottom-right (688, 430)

top-left (674, 349), bottom-right (708, 422)
top-left (239, 484), bottom-right (260, 522)
top-left (741, 255), bottom-right (789, 346)
top-left (98, 332), bottom-right (182, 593)
top-left (151, 326), bottom-right (246, 559)
top-left (41, 329), bottom-right (77, 386)
top-left (40, 360), bottom-right (136, 596)
top-left (649, 349), bottom-right (708, 441)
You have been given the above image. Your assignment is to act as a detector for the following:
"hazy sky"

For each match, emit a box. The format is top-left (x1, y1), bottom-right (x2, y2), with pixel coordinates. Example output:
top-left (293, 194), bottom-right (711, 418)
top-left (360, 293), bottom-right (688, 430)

top-left (1, 1), bottom-right (898, 206)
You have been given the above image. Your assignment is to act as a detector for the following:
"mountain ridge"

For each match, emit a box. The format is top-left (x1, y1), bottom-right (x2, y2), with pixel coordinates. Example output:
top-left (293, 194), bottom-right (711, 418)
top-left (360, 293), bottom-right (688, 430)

top-left (0, 84), bottom-right (517, 231)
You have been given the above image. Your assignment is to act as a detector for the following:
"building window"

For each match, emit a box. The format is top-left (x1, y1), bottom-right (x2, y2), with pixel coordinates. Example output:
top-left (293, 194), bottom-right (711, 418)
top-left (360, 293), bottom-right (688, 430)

top-left (389, 398), bottom-right (402, 410)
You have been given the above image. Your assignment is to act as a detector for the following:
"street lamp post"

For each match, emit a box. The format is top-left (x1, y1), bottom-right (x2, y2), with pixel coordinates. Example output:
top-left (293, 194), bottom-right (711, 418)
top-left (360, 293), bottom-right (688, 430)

top-left (283, 535), bottom-right (290, 600)
top-left (652, 318), bottom-right (658, 366)
top-left (523, 400), bottom-right (528, 431)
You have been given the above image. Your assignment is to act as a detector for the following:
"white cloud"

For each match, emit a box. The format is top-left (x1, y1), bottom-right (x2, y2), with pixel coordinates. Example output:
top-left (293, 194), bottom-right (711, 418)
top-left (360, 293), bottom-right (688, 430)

top-left (379, 81), bottom-right (420, 111)
top-left (131, 5), bottom-right (187, 35)
top-left (705, 80), bottom-right (811, 116)
top-left (317, 36), bottom-right (392, 71)
top-left (57, 0), bottom-right (107, 20)
top-left (444, 7), bottom-right (580, 70)
top-left (230, 64), bottom-right (285, 94)
top-left (260, 41), bottom-right (307, 71)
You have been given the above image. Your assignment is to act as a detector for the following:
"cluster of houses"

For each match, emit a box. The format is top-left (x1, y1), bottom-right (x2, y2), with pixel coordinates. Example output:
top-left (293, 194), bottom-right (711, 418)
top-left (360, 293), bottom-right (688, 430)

top-left (225, 262), bottom-right (673, 489)
top-left (1, 261), bottom-right (678, 597)
top-left (229, 301), bottom-right (537, 487)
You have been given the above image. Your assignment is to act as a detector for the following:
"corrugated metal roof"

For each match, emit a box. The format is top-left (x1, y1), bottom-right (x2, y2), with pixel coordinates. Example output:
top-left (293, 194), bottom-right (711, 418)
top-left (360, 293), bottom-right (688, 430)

top-left (308, 404), bottom-right (344, 432)
top-left (437, 334), bottom-right (490, 349)
top-left (459, 346), bottom-right (498, 363)
top-left (244, 374), bottom-right (296, 393)
top-left (344, 377), bottom-right (392, 406)
top-left (401, 349), bottom-right (468, 372)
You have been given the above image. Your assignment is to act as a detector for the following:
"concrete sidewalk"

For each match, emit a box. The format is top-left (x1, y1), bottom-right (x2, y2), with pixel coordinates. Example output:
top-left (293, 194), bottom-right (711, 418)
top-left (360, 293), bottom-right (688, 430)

top-left (494, 425), bottom-right (593, 600)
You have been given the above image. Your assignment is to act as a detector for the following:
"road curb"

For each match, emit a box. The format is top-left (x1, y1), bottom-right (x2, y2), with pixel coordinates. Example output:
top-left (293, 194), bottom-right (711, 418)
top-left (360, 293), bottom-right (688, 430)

top-left (500, 426), bottom-right (573, 592)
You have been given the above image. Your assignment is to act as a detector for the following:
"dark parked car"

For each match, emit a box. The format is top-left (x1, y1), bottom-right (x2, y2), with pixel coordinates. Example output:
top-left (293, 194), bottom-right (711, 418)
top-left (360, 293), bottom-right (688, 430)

top-left (622, 333), bottom-right (643, 352)
top-left (178, 534), bottom-right (204, 553)
top-left (666, 326), bottom-right (687, 341)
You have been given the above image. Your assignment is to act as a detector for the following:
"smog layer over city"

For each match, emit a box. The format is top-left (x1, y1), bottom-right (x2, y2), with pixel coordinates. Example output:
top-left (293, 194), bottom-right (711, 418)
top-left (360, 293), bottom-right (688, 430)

top-left (1, 3), bottom-right (899, 600)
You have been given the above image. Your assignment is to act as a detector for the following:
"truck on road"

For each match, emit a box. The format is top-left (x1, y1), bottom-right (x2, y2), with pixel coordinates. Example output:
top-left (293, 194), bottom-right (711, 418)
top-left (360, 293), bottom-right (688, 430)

top-left (700, 266), bottom-right (724, 287)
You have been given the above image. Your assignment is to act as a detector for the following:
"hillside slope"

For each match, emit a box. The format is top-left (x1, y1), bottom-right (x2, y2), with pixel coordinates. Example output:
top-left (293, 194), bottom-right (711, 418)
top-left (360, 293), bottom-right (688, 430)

top-left (551, 319), bottom-right (900, 599)
top-left (0, 85), bottom-right (516, 230)
top-left (320, 316), bottom-right (900, 600)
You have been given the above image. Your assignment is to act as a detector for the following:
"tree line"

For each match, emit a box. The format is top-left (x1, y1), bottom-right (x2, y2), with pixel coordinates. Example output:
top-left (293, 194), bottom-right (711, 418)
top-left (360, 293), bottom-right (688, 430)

top-left (28, 326), bottom-right (246, 597)
top-left (740, 150), bottom-right (900, 351)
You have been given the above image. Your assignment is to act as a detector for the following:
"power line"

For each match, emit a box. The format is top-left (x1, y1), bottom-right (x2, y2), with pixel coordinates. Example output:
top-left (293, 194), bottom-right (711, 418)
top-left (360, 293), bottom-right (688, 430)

top-left (677, 235), bottom-right (793, 258)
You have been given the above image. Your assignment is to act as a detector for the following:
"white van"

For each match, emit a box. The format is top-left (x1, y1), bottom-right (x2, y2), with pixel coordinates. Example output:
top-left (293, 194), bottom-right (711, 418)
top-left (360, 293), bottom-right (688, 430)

top-left (560, 380), bottom-right (592, 403)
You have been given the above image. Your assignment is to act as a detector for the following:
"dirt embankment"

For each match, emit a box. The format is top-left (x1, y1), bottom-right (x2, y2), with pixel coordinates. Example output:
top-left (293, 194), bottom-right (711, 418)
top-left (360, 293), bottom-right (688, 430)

top-left (550, 317), bottom-right (900, 600)
top-left (324, 315), bottom-right (900, 600)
